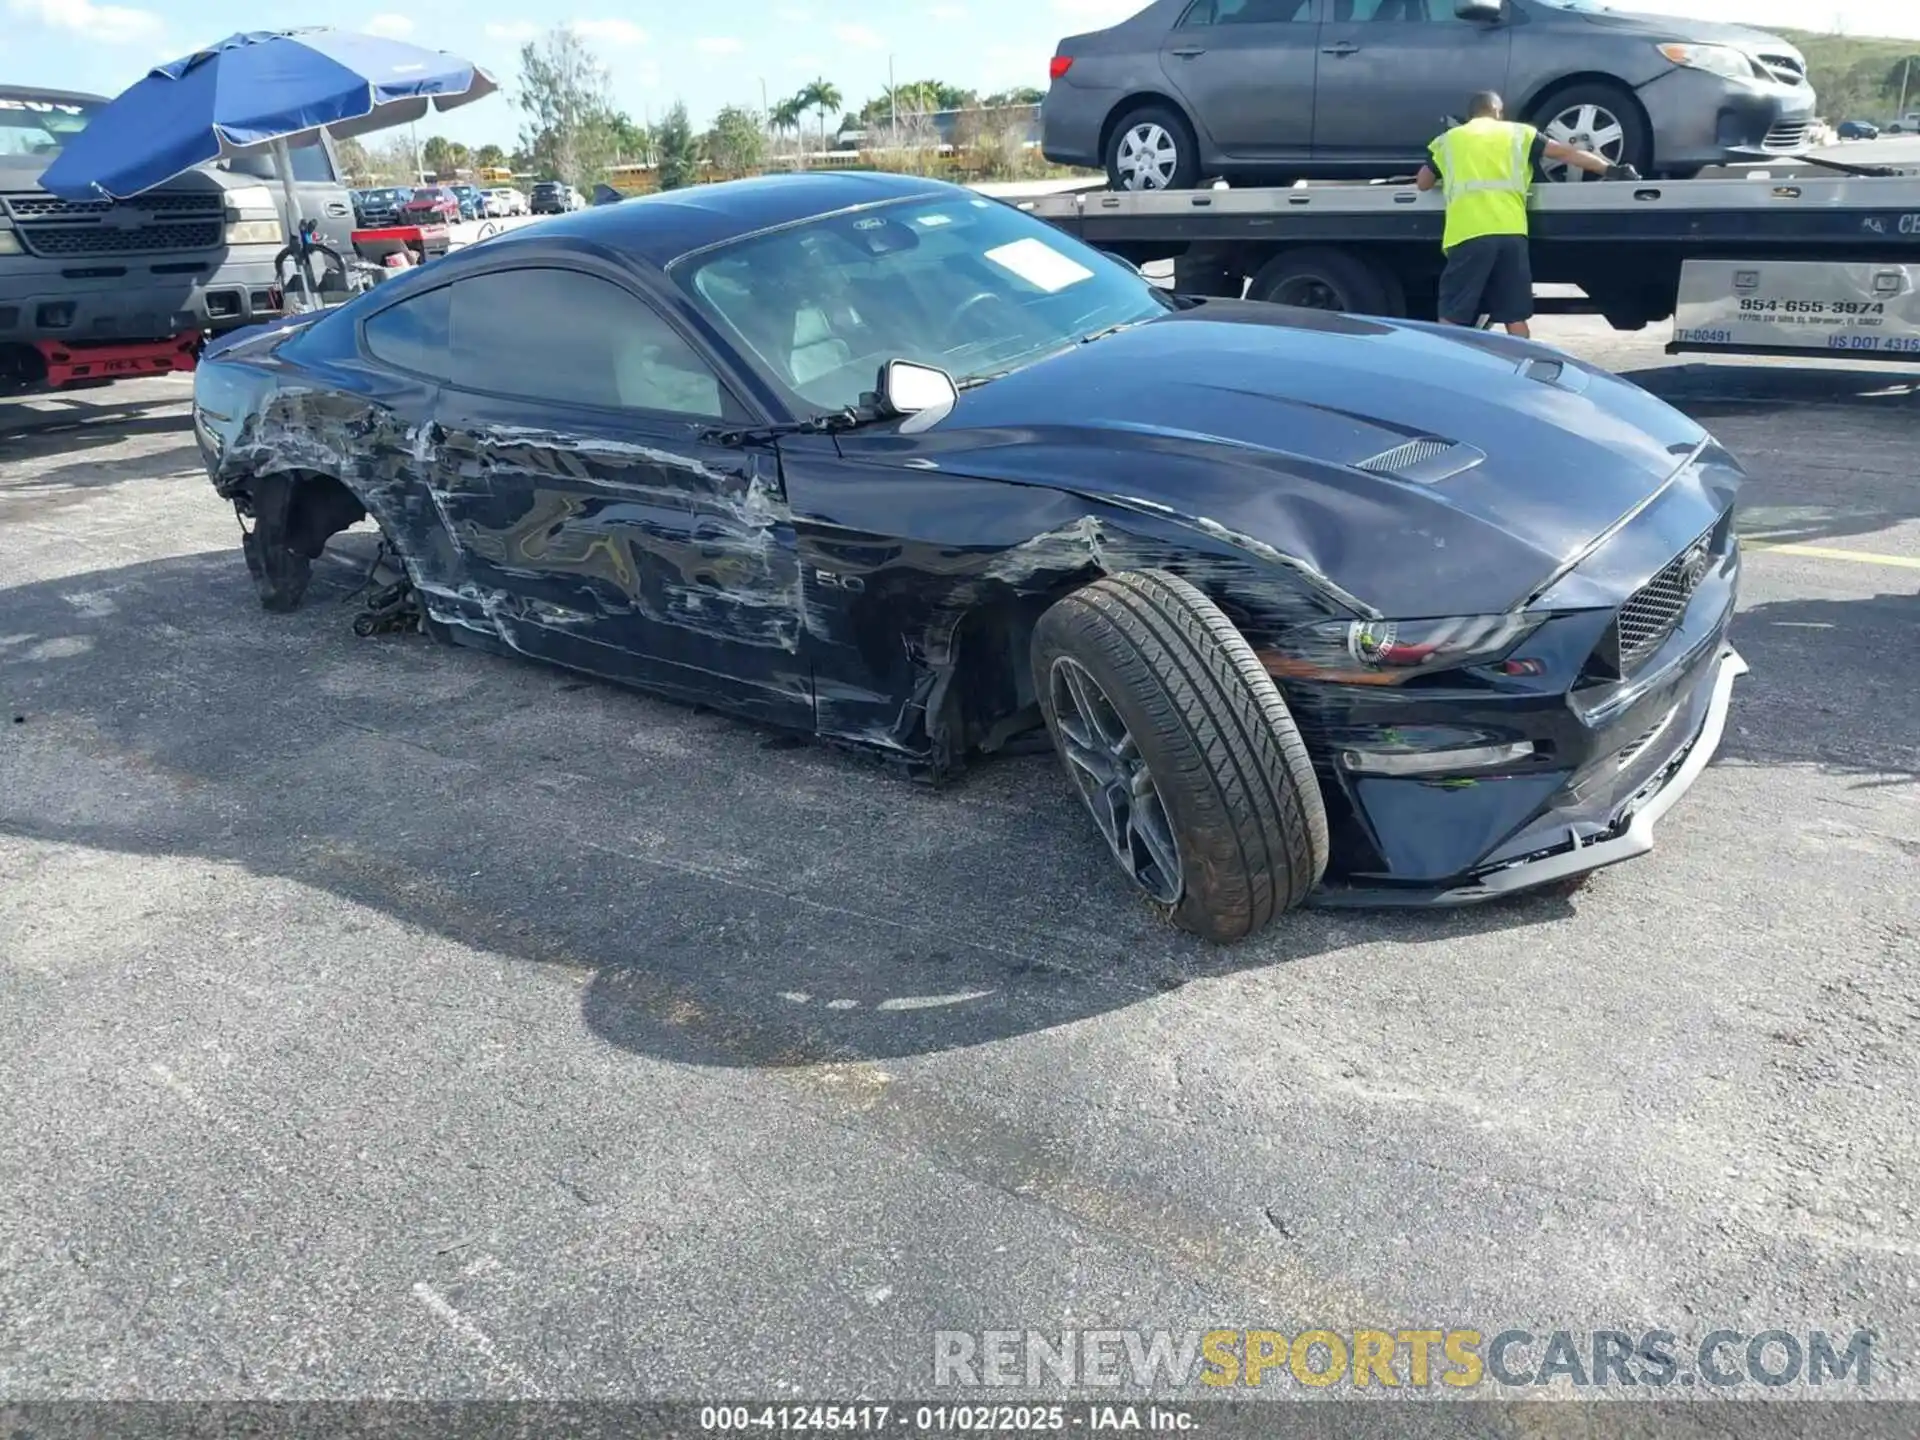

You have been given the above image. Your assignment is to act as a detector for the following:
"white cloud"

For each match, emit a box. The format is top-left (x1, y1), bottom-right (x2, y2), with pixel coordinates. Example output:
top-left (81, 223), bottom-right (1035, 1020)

top-left (696, 36), bottom-right (744, 54)
top-left (483, 20), bottom-right (539, 41)
top-left (570, 17), bottom-right (649, 45)
top-left (833, 22), bottom-right (885, 48)
top-left (8, 0), bottom-right (163, 45)
top-left (364, 12), bottom-right (414, 39)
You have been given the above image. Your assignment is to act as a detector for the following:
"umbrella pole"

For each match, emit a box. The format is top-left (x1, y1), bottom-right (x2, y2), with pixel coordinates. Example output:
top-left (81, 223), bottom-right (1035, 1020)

top-left (270, 136), bottom-right (313, 312)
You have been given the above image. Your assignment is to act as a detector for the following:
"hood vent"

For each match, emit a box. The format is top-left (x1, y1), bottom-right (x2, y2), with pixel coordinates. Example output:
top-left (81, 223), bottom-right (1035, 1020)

top-left (1518, 356), bottom-right (1590, 393)
top-left (1354, 437), bottom-right (1485, 485)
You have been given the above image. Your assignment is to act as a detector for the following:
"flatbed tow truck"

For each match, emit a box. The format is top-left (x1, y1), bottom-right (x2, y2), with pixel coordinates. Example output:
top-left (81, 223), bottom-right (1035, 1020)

top-left (1018, 154), bottom-right (1920, 363)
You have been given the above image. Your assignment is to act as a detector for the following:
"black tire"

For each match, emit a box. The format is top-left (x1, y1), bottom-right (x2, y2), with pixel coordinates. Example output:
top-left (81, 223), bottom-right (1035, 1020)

top-left (1104, 104), bottom-right (1200, 192)
top-left (1172, 245), bottom-right (1242, 298)
top-left (1246, 246), bottom-right (1395, 316)
top-left (240, 527), bottom-right (312, 613)
top-left (1031, 570), bottom-right (1329, 942)
top-left (1526, 82), bottom-right (1652, 182)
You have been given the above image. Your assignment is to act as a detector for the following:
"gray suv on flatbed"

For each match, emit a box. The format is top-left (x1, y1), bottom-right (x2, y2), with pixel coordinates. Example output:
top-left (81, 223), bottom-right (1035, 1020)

top-left (1042, 0), bottom-right (1816, 189)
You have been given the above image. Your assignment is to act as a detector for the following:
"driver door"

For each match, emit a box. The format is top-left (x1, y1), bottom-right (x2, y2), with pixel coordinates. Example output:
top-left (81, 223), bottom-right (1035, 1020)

top-left (424, 263), bottom-right (812, 728)
top-left (1311, 0), bottom-right (1512, 164)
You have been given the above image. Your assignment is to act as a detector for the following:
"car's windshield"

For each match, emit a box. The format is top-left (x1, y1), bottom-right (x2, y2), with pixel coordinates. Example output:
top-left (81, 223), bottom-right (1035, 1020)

top-left (676, 194), bottom-right (1172, 414)
top-left (411, 188), bottom-right (441, 200)
top-left (0, 92), bottom-right (97, 159)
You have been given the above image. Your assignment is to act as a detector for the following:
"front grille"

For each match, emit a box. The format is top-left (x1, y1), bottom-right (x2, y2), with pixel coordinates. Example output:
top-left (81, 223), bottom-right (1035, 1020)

top-left (1614, 525), bottom-right (1718, 672)
top-left (1763, 121), bottom-right (1811, 151)
top-left (19, 220), bottom-right (223, 257)
top-left (2, 190), bottom-right (218, 221)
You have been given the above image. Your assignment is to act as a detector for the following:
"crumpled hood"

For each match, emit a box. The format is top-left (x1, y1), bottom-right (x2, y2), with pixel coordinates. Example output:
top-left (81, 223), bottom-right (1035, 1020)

top-left (871, 301), bottom-right (1714, 617)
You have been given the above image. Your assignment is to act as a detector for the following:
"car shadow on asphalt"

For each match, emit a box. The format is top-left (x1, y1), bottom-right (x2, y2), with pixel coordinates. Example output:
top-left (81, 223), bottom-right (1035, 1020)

top-left (1719, 589), bottom-right (1920, 791)
top-left (1620, 362), bottom-right (1920, 552)
top-left (1621, 361), bottom-right (1919, 420)
top-left (0, 539), bottom-right (1587, 1068)
top-left (0, 405), bottom-right (192, 464)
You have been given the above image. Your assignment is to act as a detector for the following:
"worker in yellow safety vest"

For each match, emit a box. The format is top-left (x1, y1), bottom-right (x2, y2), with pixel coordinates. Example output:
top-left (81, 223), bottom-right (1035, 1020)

top-left (1415, 92), bottom-right (1636, 338)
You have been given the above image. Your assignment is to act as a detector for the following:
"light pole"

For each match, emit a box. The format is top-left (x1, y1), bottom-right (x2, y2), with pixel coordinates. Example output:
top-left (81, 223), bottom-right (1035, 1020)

top-left (889, 53), bottom-right (897, 144)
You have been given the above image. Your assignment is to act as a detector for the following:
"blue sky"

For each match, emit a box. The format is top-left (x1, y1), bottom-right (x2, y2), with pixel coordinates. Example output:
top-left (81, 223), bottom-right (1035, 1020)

top-left (9, 0), bottom-right (1920, 149)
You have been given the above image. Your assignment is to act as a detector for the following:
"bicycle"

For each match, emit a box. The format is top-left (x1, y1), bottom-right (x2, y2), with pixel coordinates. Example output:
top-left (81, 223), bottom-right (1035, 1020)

top-left (273, 219), bottom-right (376, 313)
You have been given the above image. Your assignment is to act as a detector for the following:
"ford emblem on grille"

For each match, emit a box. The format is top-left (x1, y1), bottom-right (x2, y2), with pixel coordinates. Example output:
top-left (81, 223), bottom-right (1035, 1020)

top-left (1679, 540), bottom-right (1713, 592)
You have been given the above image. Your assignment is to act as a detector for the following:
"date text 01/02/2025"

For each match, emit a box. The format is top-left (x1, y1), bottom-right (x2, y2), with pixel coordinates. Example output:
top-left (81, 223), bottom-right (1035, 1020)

top-left (698, 1404), bottom-right (1197, 1432)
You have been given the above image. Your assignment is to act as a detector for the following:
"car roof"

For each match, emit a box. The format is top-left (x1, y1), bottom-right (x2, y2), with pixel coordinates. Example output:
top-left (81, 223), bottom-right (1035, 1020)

top-left (0, 84), bottom-right (109, 104)
top-left (501, 170), bottom-right (954, 267)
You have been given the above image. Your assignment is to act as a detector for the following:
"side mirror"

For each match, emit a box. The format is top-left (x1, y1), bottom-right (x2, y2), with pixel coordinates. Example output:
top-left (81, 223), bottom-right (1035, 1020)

top-left (1454, 0), bottom-right (1501, 19)
top-left (879, 359), bottom-right (958, 417)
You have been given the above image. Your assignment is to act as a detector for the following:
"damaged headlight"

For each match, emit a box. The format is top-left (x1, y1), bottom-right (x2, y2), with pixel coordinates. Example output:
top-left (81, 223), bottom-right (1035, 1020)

top-left (1263, 614), bottom-right (1541, 685)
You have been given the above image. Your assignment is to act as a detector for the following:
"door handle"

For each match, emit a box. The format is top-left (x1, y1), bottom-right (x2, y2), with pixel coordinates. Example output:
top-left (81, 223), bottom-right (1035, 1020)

top-left (325, 202), bottom-right (349, 216)
top-left (1321, 40), bottom-right (1358, 55)
top-left (1170, 45), bottom-right (1206, 57)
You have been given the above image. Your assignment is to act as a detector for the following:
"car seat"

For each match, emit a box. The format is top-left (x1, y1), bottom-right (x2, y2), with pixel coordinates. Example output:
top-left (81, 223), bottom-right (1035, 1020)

top-left (788, 306), bottom-right (853, 390)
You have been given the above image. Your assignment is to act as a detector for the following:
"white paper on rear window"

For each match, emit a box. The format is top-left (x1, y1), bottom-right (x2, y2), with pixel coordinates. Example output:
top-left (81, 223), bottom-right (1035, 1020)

top-left (983, 237), bottom-right (1094, 293)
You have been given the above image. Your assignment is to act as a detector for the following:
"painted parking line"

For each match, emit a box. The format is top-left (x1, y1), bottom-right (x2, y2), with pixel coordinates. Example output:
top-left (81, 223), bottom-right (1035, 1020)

top-left (1744, 541), bottom-right (1920, 571)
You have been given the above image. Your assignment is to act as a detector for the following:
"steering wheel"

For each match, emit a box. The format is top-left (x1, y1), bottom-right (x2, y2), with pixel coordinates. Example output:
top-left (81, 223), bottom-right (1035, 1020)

top-left (951, 290), bottom-right (1031, 334)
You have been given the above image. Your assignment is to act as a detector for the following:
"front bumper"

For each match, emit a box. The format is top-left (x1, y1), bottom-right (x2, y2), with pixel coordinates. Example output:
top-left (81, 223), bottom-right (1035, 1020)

top-left (1311, 646), bottom-right (1745, 908)
top-left (1, 249), bottom-right (284, 344)
top-left (1637, 66), bottom-right (1816, 168)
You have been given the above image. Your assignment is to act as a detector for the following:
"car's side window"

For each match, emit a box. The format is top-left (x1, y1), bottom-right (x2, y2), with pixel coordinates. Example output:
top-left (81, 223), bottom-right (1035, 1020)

top-left (1339, 0), bottom-right (1461, 20)
top-left (1181, 0), bottom-right (1316, 22)
top-left (361, 285), bottom-right (454, 380)
top-left (446, 268), bottom-right (739, 420)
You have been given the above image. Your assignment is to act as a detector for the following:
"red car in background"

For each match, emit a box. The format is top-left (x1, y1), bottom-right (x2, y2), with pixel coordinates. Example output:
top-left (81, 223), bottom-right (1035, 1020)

top-left (399, 186), bottom-right (460, 224)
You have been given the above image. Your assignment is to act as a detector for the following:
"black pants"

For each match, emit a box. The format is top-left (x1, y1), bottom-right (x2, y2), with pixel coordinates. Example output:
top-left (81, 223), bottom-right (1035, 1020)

top-left (1437, 233), bottom-right (1534, 325)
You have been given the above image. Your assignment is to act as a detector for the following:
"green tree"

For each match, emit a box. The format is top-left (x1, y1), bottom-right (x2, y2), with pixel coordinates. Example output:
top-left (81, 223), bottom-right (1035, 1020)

top-left (655, 102), bottom-right (702, 190)
top-left (983, 86), bottom-right (1044, 108)
top-left (332, 134), bottom-right (375, 182)
top-left (420, 135), bottom-right (470, 177)
top-left (770, 96), bottom-right (808, 156)
top-left (474, 143), bottom-right (508, 170)
top-left (794, 77), bottom-right (843, 153)
top-left (603, 112), bottom-right (653, 166)
top-left (705, 105), bottom-right (766, 177)
top-left (514, 25), bottom-right (618, 187)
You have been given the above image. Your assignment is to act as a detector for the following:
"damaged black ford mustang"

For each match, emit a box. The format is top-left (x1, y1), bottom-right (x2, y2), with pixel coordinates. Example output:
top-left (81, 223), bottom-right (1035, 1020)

top-left (192, 171), bottom-right (1746, 942)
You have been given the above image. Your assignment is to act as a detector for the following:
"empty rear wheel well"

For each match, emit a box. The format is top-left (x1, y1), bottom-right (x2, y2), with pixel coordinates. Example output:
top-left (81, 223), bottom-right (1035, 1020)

top-left (238, 468), bottom-right (368, 558)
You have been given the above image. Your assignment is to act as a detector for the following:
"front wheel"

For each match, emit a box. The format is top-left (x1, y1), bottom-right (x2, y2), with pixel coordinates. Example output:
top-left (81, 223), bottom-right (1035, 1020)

top-left (1528, 84), bottom-right (1652, 182)
top-left (1032, 570), bottom-right (1329, 942)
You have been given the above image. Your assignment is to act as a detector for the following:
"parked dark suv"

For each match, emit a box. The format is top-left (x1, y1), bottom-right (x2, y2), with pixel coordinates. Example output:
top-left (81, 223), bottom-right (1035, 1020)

top-left (529, 180), bottom-right (578, 214)
top-left (1043, 0), bottom-right (1816, 189)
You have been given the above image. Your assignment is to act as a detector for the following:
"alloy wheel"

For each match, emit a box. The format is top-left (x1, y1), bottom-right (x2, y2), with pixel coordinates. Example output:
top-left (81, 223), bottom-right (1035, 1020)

top-left (1541, 102), bottom-right (1627, 182)
top-left (1049, 656), bottom-right (1184, 905)
top-left (1116, 123), bottom-right (1181, 190)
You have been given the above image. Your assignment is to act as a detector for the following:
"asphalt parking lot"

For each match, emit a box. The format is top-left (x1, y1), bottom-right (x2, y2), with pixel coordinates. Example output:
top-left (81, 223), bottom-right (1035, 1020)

top-left (2, 321), bottom-right (1917, 1416)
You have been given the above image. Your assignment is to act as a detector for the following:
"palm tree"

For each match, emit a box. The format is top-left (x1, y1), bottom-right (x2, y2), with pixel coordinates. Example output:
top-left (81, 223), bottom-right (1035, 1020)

top-left (796, 78), bottom-right (843, 156)
top-left (771, 96), bottom-right (807, 159)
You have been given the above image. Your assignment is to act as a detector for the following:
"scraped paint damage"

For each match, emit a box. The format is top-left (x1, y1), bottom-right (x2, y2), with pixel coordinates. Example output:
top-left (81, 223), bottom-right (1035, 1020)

top-left (202, 388), bottom-right (1342, 781)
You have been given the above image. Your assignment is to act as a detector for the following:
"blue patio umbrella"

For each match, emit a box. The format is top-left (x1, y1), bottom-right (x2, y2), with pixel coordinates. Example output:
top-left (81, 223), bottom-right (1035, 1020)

top-left (39, 28), bottom-right (496, 229)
